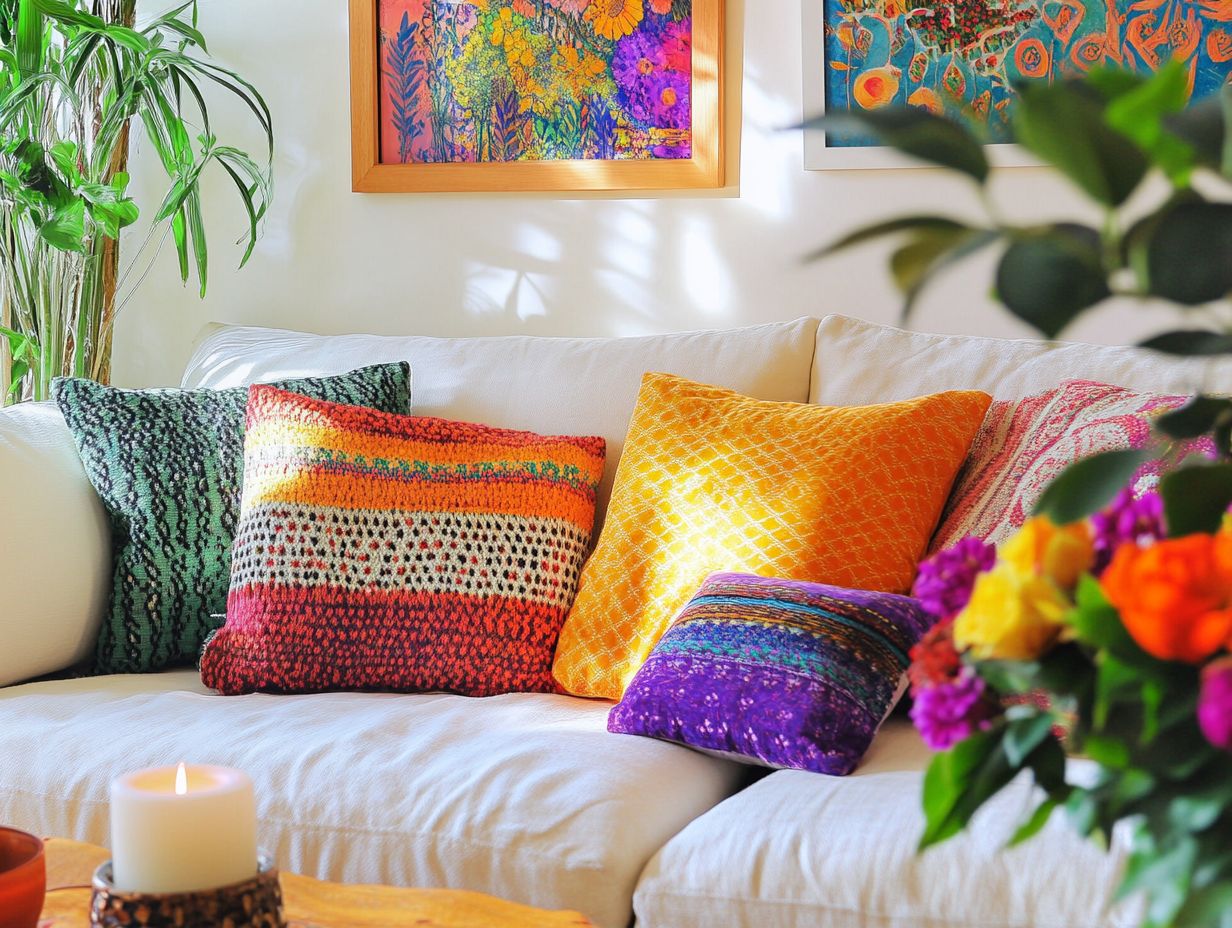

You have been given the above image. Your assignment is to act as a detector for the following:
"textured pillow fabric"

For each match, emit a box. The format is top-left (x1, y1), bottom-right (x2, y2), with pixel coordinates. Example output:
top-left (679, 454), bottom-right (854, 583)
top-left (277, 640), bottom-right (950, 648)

top-left (930, 379), bottom-right (1215, 554)
top-left (200, 385), bottom-right (606, 697)
top-left (53, 364), bottom-right (410, 675)
top-left (608, 573), bottom-right (932, 776)
top-left (551, 373), bottom-right (991, 700)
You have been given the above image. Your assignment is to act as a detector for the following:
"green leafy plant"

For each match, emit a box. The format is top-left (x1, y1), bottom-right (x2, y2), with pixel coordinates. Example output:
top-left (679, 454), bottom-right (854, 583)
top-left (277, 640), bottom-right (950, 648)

top-left (0, 0), bottom-right (272, 402)
top-left (809, 61), bottom-right (1232, 340)
top-left (810, 62), bottom-right (1232, 927)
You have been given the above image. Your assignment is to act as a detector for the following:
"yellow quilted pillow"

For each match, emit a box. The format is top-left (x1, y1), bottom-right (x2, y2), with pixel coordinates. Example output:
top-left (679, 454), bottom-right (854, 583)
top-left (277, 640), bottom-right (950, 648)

top-left (552, 373), bottom-right (992, 699)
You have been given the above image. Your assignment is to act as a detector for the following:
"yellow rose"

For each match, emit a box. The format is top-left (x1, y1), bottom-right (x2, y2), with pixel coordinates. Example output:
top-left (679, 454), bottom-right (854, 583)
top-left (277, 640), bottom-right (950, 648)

top-left (1000, 516), bottom-right (1094, 588)
top-left (954, 563), bottom-right (1071, 661)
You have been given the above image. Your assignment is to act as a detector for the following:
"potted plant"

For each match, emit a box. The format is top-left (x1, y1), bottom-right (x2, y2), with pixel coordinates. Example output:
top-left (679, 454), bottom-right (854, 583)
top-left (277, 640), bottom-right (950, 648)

top-left (810, 64), bottom-right (1232, 927)
top-left (0, 0), bottom-right (272, 403)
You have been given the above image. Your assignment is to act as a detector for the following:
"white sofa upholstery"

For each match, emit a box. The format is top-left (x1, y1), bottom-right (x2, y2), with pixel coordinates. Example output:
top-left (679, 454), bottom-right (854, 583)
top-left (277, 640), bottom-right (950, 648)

top-left (0, 671), bottom-right (742, 928)
top-left (4, 314), bottom-right (1224, 926)
top-left (0, 401), bottom-right (108, 687)
top-left (633, 720), bottom-right (1142, 928)
top-left (812, 314), bottom-right (1232, 405)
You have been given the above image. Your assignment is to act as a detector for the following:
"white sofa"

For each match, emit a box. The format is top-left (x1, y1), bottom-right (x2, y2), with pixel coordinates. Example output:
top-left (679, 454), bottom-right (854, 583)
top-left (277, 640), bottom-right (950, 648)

top-left (5, 314), bottom-right (1230, 927)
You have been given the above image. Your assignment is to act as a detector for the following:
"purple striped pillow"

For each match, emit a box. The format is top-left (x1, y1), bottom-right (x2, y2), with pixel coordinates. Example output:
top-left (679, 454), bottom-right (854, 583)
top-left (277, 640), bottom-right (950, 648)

top-left (607, 572), bottom-right (932, 775)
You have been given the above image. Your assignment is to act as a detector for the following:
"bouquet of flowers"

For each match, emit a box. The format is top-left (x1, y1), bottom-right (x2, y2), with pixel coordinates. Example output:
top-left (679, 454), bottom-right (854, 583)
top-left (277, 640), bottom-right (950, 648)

top-left (909, 484), bottom-right (1232, 928)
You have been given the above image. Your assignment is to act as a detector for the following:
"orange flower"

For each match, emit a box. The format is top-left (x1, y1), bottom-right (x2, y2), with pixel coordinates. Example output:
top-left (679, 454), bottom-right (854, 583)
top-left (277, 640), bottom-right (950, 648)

top-left (1101, 533), bottom-right (1232, 663)
top-left (585, 0), bottom-right (644, 39)
top-left (649, 0), bottom-right (673, 12)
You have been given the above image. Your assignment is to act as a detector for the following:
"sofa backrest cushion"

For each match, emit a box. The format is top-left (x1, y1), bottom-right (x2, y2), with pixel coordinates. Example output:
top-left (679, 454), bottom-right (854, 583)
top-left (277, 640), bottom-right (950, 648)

top-left (811, 315), bottom-right (1232, 405)
top-left (183, 318), bottom-right (820, 526)
top-left (0, 401), bottom-right (109, 686)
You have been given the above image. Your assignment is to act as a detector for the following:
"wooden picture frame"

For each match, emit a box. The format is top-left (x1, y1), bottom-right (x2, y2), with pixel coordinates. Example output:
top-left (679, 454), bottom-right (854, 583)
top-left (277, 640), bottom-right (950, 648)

top-left (349, 0), bottom-right (724, 192)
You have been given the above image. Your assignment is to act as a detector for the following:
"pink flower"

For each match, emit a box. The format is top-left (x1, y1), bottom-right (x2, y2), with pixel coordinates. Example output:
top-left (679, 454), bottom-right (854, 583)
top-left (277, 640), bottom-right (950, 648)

top-left (910, 668), bottom-right (998, 751)
top-left (913, 536), bottom-right (996, 619)
top-left (1199, 657), bottom-right (1232, 752)
top-left (1090, 488), bottom-right (1165, 575)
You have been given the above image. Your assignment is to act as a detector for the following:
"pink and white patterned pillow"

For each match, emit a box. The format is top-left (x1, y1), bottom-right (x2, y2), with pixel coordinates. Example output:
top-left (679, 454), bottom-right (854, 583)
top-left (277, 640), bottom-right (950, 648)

top-left (930, 379), bottom-right (1213, 554)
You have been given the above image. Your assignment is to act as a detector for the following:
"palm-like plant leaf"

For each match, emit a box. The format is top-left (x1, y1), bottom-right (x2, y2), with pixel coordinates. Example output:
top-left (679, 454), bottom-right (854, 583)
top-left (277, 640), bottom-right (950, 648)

top-left (0, 0), bottom-right (273, 402)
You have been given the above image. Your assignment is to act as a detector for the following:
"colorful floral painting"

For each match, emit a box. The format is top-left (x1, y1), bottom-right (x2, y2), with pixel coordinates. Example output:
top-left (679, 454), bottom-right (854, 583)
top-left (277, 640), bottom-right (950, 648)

top-left (378, 0), bottom-right (693, 163)
top-left (820, 0), bottom-right (1232, 148)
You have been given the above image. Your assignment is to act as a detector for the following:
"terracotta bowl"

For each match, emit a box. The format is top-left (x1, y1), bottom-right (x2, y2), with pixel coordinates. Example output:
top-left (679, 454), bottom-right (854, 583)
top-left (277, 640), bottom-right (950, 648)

top-left (0, 827), bottom-right (46, 928)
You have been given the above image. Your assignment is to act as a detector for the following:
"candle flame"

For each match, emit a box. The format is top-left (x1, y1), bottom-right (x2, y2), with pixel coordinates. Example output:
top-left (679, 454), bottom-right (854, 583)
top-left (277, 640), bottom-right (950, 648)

top-left (175, 762), bottom-right (187, 796)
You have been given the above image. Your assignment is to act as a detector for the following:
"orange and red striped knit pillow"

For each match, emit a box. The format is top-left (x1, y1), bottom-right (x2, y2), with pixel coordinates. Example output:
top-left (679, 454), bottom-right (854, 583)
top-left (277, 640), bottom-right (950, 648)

top-left (200, 385), bottom-right (606, 697)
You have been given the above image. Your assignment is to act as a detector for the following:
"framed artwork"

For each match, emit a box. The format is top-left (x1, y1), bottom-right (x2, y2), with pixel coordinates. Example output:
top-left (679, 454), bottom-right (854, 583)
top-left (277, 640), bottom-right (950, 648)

top-left (802, 0), bottom-right (1232, 170)
top-left (349, 0), bottom-right (724, 192)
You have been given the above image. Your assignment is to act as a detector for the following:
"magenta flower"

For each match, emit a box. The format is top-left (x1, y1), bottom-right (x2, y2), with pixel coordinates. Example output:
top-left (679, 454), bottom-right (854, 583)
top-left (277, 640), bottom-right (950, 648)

top-left (913, 536), bottom-right (996, 619)
top-left (1199, 657), bottom-right (1232, 752)
top-left (910, 669), bottom-right (996, 751)
top-left (1090, 488), bottom-right (1165, 575)
top-left (612, 15), bottom-right (692, 135)
top-left (661, 16), bottom-right (691, 72)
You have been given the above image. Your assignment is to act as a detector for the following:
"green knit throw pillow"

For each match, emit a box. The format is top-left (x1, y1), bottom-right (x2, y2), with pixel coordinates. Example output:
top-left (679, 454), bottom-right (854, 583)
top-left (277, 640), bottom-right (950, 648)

top-left (53, 363), bottom-right (411, 674)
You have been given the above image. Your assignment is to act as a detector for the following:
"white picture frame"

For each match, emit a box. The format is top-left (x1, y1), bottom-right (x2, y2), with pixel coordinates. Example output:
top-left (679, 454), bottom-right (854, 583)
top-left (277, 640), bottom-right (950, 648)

top-left (799, 0), bottom-right (1038, 171)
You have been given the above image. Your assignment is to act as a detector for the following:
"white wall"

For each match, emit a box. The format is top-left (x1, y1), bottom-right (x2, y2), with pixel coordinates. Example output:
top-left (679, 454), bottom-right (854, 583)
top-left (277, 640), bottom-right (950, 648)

top-left (112, 0), bottom-right (1177, 389)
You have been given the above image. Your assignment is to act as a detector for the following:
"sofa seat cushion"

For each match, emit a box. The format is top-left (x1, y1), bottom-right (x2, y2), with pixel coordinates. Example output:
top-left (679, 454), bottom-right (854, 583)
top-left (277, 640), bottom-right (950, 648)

top-left (0, 672), bottom-right (742, 928)
top-left (633, 719), bottom-right (1142, 928)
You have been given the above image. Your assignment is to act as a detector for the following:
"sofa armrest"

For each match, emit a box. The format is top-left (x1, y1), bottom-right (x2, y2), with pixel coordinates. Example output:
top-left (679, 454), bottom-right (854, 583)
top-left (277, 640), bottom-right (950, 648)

top-left (0, 401), bottom-right (109, 685)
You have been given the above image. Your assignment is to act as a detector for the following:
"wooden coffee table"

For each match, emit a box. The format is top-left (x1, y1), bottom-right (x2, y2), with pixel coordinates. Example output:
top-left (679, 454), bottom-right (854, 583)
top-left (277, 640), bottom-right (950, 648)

top-left (39, 839), bottom-right (593, 928)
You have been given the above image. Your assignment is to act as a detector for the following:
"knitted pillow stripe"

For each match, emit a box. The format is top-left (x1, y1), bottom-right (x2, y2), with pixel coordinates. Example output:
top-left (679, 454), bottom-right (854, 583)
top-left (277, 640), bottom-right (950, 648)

top-left (608, 572), bottom-right (932, 775)
top-left (53, 364), bottom-right (411, 675)
top-left (200, 385), bottom-right (606, 697)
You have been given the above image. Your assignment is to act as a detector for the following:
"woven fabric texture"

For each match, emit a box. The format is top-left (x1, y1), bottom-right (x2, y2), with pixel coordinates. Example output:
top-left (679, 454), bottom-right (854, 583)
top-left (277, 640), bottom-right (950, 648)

top-left (608, 572), bottom-right (932, 775)
top-left (200, 385), bottom-right (606, 697)
top-left (930, 379), bottom-right (1214, 554)
top-left (552, 373), bottom-right (990, 700)
top-left (53, 365), bottom-right (411, 675)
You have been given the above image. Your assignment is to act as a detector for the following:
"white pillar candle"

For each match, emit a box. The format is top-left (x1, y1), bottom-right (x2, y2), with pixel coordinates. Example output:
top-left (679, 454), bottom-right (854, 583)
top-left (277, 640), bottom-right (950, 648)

top-left (110, 763), bottom-right (258, 893)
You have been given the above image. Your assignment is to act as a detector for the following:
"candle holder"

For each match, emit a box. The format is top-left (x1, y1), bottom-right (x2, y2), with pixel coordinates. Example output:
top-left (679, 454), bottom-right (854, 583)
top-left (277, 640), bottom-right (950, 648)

top-left (89, 855), bottom-right (285, 928)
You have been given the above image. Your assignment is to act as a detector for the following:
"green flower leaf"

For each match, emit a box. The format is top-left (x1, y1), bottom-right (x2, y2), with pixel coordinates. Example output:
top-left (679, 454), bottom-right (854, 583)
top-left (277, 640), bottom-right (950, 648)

top-left (1116, 831), bottom-right (1197, 926)
top-left (1169, 777), bottom-right (1232, 833)
top-left (1155, 395), bottom-right (1232, 441)
top-left (1007, 796), bottom-right (1061, 848)
top-left (1004, 712), bottom-right (1055, 767)
top-left (1084, 733), bottom-right (1131, 769)
top-left (1071, 576), bottom-right (1146, 658)
top-left (1032, 447), bottom-right (1151, 524)
top-left (919, 727), bottom-right (1015, 850)
top-left (1160, 463), bottom-right (1232, 536)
